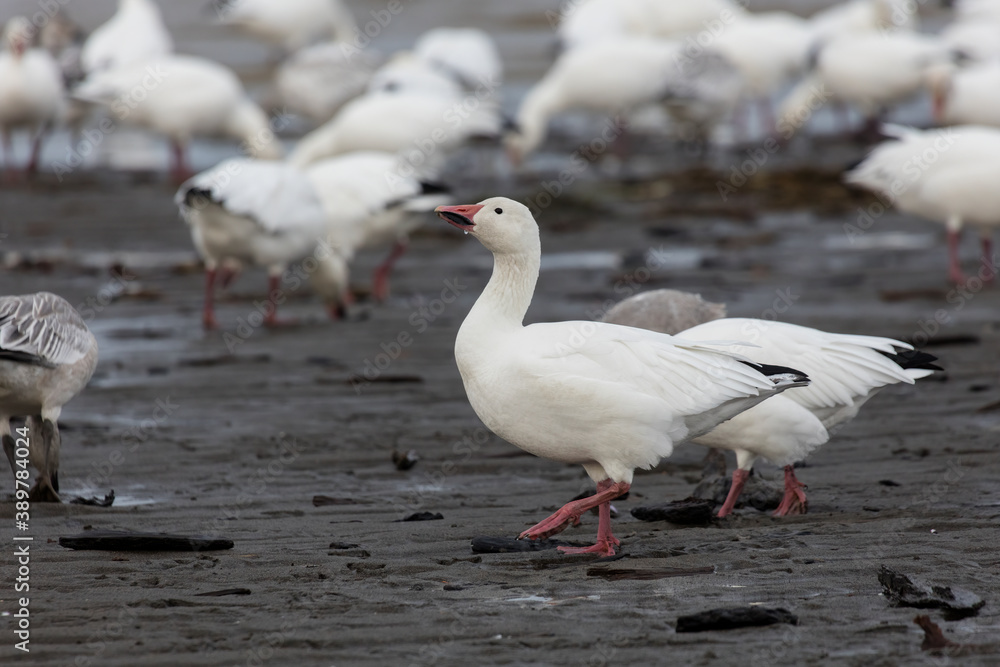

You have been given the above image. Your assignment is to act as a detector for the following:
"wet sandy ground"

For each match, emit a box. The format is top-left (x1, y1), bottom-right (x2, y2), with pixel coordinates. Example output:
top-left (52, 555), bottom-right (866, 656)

top-left (1, 1), bottom-right (999, 665)
top-left (2, 138), bottom-right (1000, 666)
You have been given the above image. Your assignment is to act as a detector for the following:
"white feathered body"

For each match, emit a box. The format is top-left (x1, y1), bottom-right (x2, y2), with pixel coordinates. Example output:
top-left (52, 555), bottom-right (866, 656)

top-left (80, 0), bottom-right (173, 74)
top-left (0, 293), bottom-right (97, 423)
top-left (177, 159), bottom-right (327, 273)
top-left (289, 91), bottom-right (499, 167)
top-left (73, 55), bottom-right (280, 156)
top-left (218, 0), bottom-right (356, 49)
top-left (844, 125), bottom-right (1000, 232)
top-left (0, 49), bottom-right (64, 133)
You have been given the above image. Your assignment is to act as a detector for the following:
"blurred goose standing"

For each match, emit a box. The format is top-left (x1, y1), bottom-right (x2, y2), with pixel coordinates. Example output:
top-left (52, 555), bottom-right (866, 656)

top-left (177, 151), bottom-right (445, 327)
top-left (80, 0), bottom-right (173, 74)
top-left (711, 12), bottom-right (814, 135)
top-left (558, 0), bottom-right (747, 50)
top-left (605, 291), bottom-right (939, 517)
top-left (276, 42), bottom-right (381, 124)
top-left (215, 0), bottom-right (356, 51)
top-left (808, 0), bottom-right (919, 39)
top-left (0, 17), bottom-right (65, 175)
top-left (435, 198), bottom-right (809, 556)
top-left (778, 32), bottom-right (955, 137)
top-left (176, 158), bottom-right (332, 328)
top-left (412, 28), bottom-right (502, 91)
top-left (74, 54), bottom-right (282, 181)
top-left (926, 61), bottom-right (1000, 129)
top-left (288, 90), bottom-right (500, 172)
top-left (305, 151), bottom-right (450, 303)
top-left (507, 38), bottom-right (742, 163)
top-left (0, 292), bottom-right (98, 502)
top-left (844, 124), bottom-right (1000, 284)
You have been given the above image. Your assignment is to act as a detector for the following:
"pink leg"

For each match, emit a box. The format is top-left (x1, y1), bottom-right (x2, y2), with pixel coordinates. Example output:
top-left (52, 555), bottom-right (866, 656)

top-left (203, 269), bottom-right (218, 330)
top-left (263, 275), bottom-right (296, 327)
top-left (982, 236), bottom-right (995, 284)
top-left (717, 468), bottom-right (750, 518)
top-left (372, 242), bottom-right (408, 302)
top-left (25, 129), bottom-right (45, 176)
top-left (171, 141), bottom-right (192, 184)
top-left (948, 229), bottom-right (966, 286)
top-left (327, 289), bottom-right (354, 321)
top-left (773, 465), bottom-right (808, 517)
top-left (218, 266), bottom-right (240, 289)
top-left (558, 495), bottom-right (621, 557)
top-left (520, 480), bottom-right (630, 555)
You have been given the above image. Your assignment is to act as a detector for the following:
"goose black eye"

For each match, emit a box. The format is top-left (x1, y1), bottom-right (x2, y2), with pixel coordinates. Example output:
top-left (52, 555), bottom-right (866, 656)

top-left (494, 208), bottom-right (503, 214)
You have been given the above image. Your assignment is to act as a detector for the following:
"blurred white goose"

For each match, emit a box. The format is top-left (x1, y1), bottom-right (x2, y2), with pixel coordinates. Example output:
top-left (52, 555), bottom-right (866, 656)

top-left (845, 124), bottom-right (1000, 284)
top-left (926, 61), bottom-right (1000, 128)
top-left (435, 198), bottom-right (809, 556)
top-left (808, 0), bottom-right (919, 39)
top-left (177, 151), bottom-right (444, 327)
top-left (80, 0), bottom-right (173, 74)
top-left (412, 28), bottom-right (503, 90)
top-left (953, 0), bottom-right (1000, 22)
top-left (940, 20), bottom-right (1000, 63)
top-left (288, 90), bottom-right (500, 171)
top-left (507, 38), bottom-right (742, 162)
top-left (778, 33), bottom-right (954, 137)
top-left (215, 0), bottom-right (356, 51)
top-left (74, 54), bottom-right (281, 181)
top-left (0, 292), bottom-right (98, 502)
top-left (601, 289), bottom-right (726, 335)
top-left (606, 292), bottom-right (939, 517)
top-left (306, 151), bottom-right (449, 303)
top-left (0, 17), bottom-right (65, 174)
top-left (368, 54), bottom-right (464, 98)
top-left (711, 12), bottom-right (813, 135)
top-left (276, 43), bottom-right (380, 124)
top-left (558, 0), bottom-right (747, 50)
top-left (176, 159), bottom-right (331, 328)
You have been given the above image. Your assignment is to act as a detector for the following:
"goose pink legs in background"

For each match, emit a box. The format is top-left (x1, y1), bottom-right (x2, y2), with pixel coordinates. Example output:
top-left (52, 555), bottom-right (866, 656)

top-left (372, 241), bottom-right (408, 302)
top-left (519, 480), bottom-right (631, 557)
top-left (717, 466), bottom-right (808, 518)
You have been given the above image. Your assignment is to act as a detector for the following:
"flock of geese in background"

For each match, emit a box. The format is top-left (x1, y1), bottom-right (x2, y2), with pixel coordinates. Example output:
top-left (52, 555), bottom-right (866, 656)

top-left (0, 0), bottom-right (989, 554)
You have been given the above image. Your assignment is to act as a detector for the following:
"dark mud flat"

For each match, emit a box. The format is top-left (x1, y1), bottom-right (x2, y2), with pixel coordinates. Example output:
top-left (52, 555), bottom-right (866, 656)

top-left (1, 155), bottom-right (1000, 667)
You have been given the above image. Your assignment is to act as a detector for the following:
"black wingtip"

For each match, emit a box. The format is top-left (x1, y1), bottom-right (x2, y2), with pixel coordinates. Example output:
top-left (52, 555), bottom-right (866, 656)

top-left (881, 348), bottom-right (943, 372)
top-left (419, 181), bottom-right (450, 195)
top-left (183, 187), bottom-right (216, 208)
top-left (740, 361), bottom-right (809, 384)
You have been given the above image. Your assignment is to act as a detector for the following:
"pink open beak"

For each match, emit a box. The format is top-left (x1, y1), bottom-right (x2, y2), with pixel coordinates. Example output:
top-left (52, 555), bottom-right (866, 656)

top-left (435, 204), bottom-right (484, 232)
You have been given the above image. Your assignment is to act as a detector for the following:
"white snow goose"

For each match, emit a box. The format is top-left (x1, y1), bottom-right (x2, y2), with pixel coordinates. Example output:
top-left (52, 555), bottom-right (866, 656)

top-left (0, 292), bottom-right (98, 502)
top-left (844, 124), bottom-right (1000, 285)
top-left (778, 32), bottom-right (955, 138)
top-left (176, 151), bottom-right (446, 327)
top-left (276, 42), bottom-right (381, 124)
top-left (214, 0), bottom-right (357, 51)
top-left (435, 198), bottom-right (810, 556)
top-left (80, 0), bottom-right (173, 75)
top-left (74, 54), bottom-right (282, 182)
top-left (925, 61), bottom-right (1000, 129)
top-left (176, 158), bottom-right (334, 329)
top-left (507, 38), bottom-right (742, 163)
top-left (288, 90), bottom-right (500, 172)
top-left (605, 291), bottom-right (939, 517)
top-left (305, 151), bottom-right (449, 303)
top-left (0, 17), bottom-right (65, 175)
top-left (557, 0), bottom-right (747, 50)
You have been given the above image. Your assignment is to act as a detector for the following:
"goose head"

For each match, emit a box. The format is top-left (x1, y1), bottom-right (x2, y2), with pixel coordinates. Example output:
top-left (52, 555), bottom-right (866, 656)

top-left (436, 197), bottom-right (538, 255)
top-left (4, 17), bottom-right (33, 58)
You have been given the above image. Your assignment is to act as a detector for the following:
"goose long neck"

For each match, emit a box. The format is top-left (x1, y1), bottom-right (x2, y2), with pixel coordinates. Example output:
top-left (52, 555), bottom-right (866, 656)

top-left (473, 242), bottom-right (540, 329)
